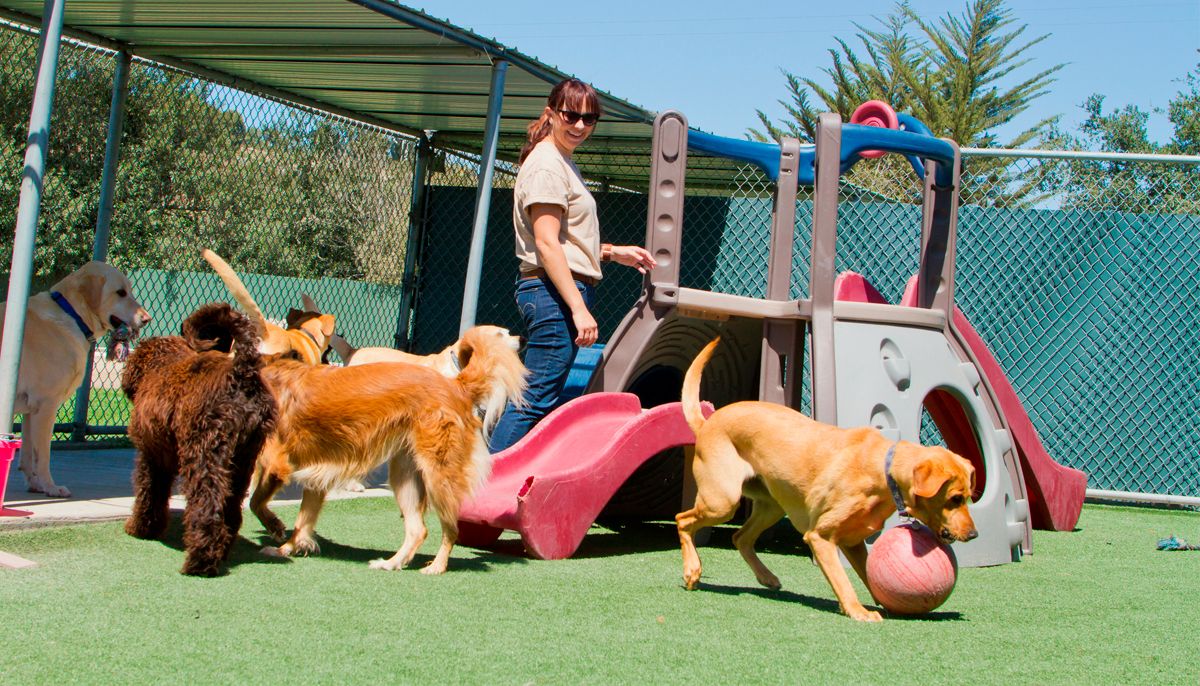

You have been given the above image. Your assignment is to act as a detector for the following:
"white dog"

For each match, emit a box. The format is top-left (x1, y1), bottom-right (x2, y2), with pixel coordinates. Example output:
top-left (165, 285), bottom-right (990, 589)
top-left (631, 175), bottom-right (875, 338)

top-left (0, 262), bottom-right (151, 496)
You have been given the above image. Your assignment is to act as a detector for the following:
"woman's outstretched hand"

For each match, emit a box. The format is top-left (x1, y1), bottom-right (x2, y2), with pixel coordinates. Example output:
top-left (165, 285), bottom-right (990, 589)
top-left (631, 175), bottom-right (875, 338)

top-left (610, 245), bottom-right (657, 273)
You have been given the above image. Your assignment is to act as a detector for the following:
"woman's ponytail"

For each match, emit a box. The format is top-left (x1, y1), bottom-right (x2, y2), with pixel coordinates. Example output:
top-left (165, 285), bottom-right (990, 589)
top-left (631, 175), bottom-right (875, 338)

top-left (519, 112), bottom-right (553, 163)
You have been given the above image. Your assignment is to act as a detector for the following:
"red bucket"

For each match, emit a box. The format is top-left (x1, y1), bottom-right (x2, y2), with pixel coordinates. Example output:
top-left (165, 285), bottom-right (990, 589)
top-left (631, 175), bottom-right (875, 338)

top-left (1, 437), bottom-right (32, 517)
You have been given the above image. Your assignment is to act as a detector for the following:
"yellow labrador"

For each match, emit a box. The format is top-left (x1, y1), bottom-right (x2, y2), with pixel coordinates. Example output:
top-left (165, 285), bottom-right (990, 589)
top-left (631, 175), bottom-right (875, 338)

top-left (678, 338), bottom-right (978, 621)
top-left (0, 262), bottom-right (151, 496)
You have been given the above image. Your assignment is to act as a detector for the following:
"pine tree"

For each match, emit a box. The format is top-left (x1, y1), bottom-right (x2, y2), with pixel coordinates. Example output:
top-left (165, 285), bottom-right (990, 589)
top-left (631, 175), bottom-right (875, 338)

top-left (749, 0), bottom-right (1064, 205)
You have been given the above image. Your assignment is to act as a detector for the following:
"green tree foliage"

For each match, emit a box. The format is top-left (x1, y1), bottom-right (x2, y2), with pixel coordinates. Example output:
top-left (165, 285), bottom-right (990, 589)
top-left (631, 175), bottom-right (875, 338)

top-left (750, 0), bottom-right (1063, 206)
top-left (1, 27), bottom-right (413, 286)
top-left (1043, 63), bottom-right (1199, 214)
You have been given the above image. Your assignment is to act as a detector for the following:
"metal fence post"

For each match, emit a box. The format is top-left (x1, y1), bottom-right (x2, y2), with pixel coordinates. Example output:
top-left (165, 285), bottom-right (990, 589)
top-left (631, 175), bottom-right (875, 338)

top-left (69, 49), bottom-right (131, 442)
top-left (459, 59), bottom-right (508, 335)
top-left (0, 0), bottom-right (66, 435)
top-left (394, 133), bottom-right (432, 351)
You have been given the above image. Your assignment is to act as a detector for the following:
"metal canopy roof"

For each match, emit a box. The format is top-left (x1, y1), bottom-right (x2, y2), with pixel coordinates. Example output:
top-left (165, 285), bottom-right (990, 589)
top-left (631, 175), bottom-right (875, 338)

top-left (0, 0), bottom-right (753, 190)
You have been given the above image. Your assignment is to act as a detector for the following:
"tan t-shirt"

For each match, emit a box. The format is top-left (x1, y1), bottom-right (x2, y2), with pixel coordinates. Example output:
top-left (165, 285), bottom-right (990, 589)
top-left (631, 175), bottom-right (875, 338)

top-left (512, 139), bottom-right (603, 281)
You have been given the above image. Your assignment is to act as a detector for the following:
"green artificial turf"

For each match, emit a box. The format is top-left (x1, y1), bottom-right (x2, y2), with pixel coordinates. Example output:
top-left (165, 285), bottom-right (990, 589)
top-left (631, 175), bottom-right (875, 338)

top-left (2, 501), bottom-right (1198, 684)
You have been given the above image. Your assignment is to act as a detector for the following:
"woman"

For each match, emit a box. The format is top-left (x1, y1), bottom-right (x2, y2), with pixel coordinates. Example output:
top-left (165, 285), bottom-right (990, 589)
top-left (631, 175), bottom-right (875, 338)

top-left (488, 78), bottom-right (656, 453)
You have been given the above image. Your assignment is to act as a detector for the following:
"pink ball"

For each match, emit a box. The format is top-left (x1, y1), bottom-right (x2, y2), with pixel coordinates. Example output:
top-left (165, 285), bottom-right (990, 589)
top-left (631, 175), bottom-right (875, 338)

top-left (866, 523), bottom-right (958, 615)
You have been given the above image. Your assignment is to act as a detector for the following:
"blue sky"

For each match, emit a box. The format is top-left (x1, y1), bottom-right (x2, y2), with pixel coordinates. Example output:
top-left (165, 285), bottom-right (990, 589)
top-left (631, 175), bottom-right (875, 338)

top-left (421, 0), bottom-right (1199, 146)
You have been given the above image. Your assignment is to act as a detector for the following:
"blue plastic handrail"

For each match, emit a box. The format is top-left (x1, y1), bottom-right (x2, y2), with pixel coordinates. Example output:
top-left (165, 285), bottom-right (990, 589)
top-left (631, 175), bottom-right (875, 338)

top-left (686, 118), bottom-right (955, 188)
top-left (685, 130), bottom-right (782, 181)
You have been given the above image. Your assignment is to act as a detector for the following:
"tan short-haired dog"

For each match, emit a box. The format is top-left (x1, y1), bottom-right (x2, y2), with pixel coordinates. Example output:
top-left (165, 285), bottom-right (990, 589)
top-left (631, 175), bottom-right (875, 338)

top-left (202, 249), bottom-right (334, 365)
top-left (329, 325), bottom-right (520, 377)
top-left (677, 337), bottom-right (978, 622)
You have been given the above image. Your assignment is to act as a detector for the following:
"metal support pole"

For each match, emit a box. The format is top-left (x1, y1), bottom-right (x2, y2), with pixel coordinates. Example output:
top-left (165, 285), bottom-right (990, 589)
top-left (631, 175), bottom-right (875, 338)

top-left (393, 134), bottom-right (433, 351)
top-left (458, 59), bottom-right (508, 335)
top-left (70, 49), bottom-right (131, 442)
top-left (0, 0), bottom-right (67, 435)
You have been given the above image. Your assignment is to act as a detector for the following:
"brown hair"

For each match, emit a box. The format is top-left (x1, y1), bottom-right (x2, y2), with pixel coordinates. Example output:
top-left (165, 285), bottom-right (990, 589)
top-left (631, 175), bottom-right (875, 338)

top-left (518, 78), bottom-right (602, 163)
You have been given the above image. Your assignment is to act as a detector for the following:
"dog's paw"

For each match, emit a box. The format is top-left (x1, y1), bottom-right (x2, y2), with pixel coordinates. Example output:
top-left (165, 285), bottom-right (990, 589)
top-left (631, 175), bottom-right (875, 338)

top-left (341, 479), bottom-right (366, 493)
top-left (847, 608), bottom-right (883, 623)
top-left (260, 545), bottom-right (287, 558)
top-left (267, 526), bottom-right (287, 544)
top-left (754, 571), bottom-right (782, 591)
top-left (181, 558), bottom-right (223, 577)
top-left (368, 558), bottom-right (402, 571)
top-left (289, 537), bottom-right (320, 557)
top-left (125, 518), bottom-right (163, 540)
top-left (420, 561), bottom-right (448, 576)
top-left (41, 482), bottom-right (71, 498)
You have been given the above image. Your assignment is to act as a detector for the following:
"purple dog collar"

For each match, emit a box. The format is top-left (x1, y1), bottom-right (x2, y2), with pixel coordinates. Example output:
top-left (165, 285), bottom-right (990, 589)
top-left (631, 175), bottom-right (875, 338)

top-left (884, 443), bottom-right (912, 519)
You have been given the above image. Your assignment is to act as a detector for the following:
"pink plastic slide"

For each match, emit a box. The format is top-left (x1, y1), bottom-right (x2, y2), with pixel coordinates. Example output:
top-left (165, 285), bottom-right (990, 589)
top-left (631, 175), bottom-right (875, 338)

top-left (457, 392), bottom-right (711, 560)
top-left (834, 272), bottom-right (1085, 531)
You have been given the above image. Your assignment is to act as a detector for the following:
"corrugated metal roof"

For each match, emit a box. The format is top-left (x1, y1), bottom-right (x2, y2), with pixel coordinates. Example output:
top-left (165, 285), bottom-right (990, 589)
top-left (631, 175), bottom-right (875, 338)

top-left (0, 0), bottom-right (752, 190)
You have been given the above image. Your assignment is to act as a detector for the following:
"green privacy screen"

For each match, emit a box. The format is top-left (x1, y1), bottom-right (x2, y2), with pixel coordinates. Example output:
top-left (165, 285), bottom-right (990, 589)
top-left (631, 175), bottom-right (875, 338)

top-left (416, 186), bottom-right (1199, 498)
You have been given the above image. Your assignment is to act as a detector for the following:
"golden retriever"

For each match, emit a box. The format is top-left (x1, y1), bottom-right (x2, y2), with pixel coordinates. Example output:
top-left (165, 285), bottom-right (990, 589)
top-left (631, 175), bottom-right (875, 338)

top-left (0, 261), bottom-right (151, 497)
top-left (249, 325), bottom-right (527, 574)
top-left (677, 337), bottom-right (978, 621)
top-left (201, 249), bottom-right (334, 365)
top-left (329, 325), bottom-right (521, 377)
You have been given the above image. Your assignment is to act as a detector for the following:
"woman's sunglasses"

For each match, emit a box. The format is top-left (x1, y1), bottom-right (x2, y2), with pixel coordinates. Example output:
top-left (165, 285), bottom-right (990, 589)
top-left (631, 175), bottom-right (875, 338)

top-left (557, 109), bottom-right (600, 127)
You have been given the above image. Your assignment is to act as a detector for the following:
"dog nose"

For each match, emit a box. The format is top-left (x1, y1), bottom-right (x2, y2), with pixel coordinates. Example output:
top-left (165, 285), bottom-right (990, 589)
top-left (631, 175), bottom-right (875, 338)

top-left (966, 528), bottom-right (978, 541)
top-left (139, 308), bottom-right (152, 325)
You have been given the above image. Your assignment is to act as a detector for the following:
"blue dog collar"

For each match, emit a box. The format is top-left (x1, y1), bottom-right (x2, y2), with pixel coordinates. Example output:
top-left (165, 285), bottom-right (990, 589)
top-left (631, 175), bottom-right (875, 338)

top-left (51, 291), bottom-right (95, 343)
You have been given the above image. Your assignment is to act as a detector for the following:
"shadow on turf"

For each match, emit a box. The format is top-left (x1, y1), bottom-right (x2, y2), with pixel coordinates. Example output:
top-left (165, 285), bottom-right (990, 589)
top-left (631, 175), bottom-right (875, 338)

top-left (144, 517), bottom-right (292, 574)
top-left (149, 517), bottom-right (533, 574)
top-left (692, 581), bottom-right (962, 621)
top-left (571, 518), bottom-right (814, 559)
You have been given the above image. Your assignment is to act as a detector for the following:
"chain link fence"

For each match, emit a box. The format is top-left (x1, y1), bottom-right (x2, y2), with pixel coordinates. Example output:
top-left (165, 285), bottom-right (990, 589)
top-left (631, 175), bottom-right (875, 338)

top-left (415, 144), bottom-right (1199, 500)
top-left (2, 21), bottom-right (417, 440)
top-left (2, 21), bottom-right (1197, 498)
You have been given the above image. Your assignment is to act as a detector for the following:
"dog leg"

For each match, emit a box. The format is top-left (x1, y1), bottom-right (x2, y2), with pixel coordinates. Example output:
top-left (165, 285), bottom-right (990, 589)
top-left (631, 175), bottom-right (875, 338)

top-left (841, 541), bottom-right (872, 595)
top-left (22, 407), bottom-right (69, 497)
top-left (732, 492), bottom-right (785, 590)
top-left (804, 532), bottom-right (882, 622)
top-left (420, 474), bottom-right (465, 576)
top-left (271, 487), bottom-right (326, 557)
top-left (249, 469), bottom-right (288, 543)
top-left (179, 460), bottom-right (234, 577)
top-left (218, 454), bottom-right (258, 560)
top-left (125, 452), bottom-right (174, 540)
top-left (676, 443), bottom-right (744, 590)
top-left (369, 462), bottom-right (427, 571)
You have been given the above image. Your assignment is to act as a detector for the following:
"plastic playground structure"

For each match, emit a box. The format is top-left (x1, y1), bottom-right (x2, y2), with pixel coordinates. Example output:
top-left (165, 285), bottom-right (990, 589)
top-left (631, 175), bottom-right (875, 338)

top-left (458, 102), bottom-right (1087, 566)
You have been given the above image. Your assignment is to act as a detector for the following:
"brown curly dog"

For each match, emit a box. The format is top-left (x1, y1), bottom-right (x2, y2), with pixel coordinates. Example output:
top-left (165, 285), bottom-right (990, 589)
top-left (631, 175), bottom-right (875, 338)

top-left (121, 303), bottom-right (277, 576)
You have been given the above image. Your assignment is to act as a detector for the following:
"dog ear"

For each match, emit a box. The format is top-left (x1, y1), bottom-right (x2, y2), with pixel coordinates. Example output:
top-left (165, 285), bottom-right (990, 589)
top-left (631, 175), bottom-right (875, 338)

top-left (300, 293), bottom-right (319, 313)
top-left (285, 308), bottom-right (307, 328)
top-left (911, 460), bottom-right (951, 499)
top-left (456, 338), bottom-right (476, 370)
top-left (80, 272), bottom-right (105, 315)
top-left (317, 314), bottom-right (335, 337)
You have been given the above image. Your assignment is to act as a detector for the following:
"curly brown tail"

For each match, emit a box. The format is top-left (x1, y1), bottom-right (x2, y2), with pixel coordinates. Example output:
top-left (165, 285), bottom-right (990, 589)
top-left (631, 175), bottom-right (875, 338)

top-left (682, 337), bottom-right (720, 436)
top-left (181, 302), bottom-right (262, 376)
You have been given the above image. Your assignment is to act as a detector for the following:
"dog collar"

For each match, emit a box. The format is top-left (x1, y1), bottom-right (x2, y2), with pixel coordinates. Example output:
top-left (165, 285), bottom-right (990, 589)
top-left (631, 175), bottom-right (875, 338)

top-left (51, 291), bottom-right (96, 343)
top-left (884, 443), bottom-right (911, 518)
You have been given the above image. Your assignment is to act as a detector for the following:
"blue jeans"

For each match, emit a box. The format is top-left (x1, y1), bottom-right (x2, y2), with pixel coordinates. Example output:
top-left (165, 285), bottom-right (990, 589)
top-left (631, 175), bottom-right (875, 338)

top-left (489, 276), bottom-right (594, 453)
